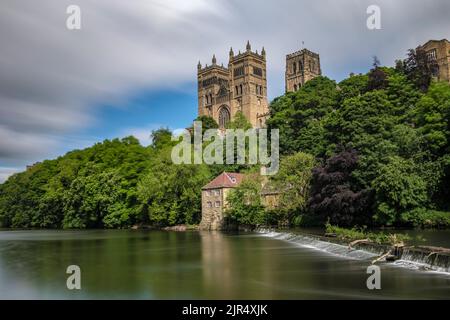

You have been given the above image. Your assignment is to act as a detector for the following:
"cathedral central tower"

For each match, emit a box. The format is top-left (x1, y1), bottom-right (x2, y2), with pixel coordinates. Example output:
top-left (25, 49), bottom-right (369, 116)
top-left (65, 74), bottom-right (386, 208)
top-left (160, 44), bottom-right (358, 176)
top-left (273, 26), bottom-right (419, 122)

top-left (197, 42), bottom-right (269, 129)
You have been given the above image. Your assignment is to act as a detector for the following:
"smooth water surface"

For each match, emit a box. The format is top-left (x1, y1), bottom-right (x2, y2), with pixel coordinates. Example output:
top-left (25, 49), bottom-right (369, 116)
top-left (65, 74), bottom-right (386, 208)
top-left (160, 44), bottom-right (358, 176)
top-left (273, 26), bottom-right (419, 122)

top-left (0, 229), bottom-right (449, 299)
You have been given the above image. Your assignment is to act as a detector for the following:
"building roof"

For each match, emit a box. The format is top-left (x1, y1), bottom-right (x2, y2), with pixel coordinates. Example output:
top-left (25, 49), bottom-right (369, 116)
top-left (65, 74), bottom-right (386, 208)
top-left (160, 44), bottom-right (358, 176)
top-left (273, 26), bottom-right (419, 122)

top-left (418, 39), bottom-right (450, 48)
top-left (202, 172), bottom-right (244, 190)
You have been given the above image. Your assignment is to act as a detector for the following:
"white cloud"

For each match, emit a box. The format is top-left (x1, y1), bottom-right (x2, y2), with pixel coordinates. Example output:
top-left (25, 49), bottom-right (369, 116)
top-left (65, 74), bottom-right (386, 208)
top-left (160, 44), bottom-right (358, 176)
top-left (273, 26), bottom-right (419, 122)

top-left (1, 0), bottom-right (449, 170)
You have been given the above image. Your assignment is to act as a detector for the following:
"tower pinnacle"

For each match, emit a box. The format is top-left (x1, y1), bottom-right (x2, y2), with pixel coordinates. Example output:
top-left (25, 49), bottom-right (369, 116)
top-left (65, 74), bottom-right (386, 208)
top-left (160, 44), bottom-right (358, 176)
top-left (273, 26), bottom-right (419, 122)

top-left (246, 40), bottom-right (251, 52)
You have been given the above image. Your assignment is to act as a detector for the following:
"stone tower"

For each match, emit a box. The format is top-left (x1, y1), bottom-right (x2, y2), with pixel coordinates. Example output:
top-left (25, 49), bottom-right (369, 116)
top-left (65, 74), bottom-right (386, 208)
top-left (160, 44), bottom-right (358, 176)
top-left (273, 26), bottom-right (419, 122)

top-left (197, 42), bottom-right (270, 129)
top-left (285, 48), bottom-right (321, 92)
top-left (417, 39), bottom-right (450, 83)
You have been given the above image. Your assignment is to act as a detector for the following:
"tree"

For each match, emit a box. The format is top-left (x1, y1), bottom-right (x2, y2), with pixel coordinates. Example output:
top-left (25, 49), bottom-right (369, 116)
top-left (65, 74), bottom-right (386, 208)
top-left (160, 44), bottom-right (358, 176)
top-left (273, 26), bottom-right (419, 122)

top-left (268, 152), bottom-right (315, 225)
top-left (192, 115), bottom-right (218, 134)
top-left (151, 128), bottom-right (173, 149)
top-left (402, 48), bottom-right (438, 92)
top-left (226, 177), bottom-right (266, 226)
top-left (308, 150), bottom-right (373, 226)
top-left (412, 82), bottom-right (450, 156)
top-left (372, 156), bottom-right (428, 225)
top-left (367, 57), bottom-right (388, 91)
top-left (267, 76), bottom-right (338, 156)
top-left (226, 111), bottom-right (252, 130)
top-left (63, 171), bottom-right (123, 228)
top-left (137, 149), bottom-right (211, 226)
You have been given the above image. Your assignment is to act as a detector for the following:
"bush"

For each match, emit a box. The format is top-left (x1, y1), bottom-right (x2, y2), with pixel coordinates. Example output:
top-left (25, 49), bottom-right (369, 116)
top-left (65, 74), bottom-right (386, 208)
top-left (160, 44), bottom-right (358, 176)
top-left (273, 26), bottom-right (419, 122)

top-left (400, 208), bottom-right (450, 228)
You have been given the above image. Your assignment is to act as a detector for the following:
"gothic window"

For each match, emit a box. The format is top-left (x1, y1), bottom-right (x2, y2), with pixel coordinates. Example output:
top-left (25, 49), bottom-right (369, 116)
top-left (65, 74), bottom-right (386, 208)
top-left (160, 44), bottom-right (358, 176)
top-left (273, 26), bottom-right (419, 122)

top-left (427, 49), bottom-right (437, 61)
top-left (235, 86), bottom-right (239, 95)
top-left (299, 62), bottom-right (303, 72)
top-left (209, 94), bottom-right (213, 104)
top-left (293, 62), bottom-right (297, 74)
top-left (218, 106), bottom-right (231, 129)
top-left (294, 84), bottom-right (297, 91)
top-left (257, 85), bottom-right (263, 95)
top-left (240, 84), bottom-right (243, 95)
top-left (234, 66), bottom-right (244, 77)
top-left (253, 66), bottom-right (263, 76)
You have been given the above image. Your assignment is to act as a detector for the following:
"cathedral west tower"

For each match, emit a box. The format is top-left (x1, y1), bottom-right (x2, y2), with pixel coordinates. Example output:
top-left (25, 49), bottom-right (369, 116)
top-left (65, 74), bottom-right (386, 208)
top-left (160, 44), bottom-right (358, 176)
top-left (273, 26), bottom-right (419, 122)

top-left (197, 41), bottom-right (270, 129)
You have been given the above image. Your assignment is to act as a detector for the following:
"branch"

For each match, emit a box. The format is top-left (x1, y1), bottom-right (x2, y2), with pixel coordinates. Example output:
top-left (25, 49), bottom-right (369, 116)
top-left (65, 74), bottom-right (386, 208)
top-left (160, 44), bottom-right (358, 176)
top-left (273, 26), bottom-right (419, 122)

top-left (371, 250), bottom-right (392, 265)
top-left (348, 239), bottom-right (369, 250)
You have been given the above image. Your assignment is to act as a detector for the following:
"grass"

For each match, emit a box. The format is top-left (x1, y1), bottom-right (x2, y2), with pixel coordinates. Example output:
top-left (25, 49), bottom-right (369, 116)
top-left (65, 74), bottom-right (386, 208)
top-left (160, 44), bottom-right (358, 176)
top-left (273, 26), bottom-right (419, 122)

top-left (325, 221), bottom-right (411, 246)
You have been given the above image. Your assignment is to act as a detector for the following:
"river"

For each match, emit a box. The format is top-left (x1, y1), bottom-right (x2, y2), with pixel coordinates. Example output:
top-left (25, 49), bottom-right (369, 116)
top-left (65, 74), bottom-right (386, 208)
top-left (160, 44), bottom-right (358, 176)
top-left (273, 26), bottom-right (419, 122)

top-left (0, 229), bottom-right (449, 299)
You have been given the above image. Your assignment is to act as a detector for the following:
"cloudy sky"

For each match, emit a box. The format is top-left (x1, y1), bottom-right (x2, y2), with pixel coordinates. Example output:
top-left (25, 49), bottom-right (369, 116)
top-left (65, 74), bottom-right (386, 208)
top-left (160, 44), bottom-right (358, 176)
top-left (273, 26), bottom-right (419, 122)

top-left (1, 0), bottom-right (449, 182)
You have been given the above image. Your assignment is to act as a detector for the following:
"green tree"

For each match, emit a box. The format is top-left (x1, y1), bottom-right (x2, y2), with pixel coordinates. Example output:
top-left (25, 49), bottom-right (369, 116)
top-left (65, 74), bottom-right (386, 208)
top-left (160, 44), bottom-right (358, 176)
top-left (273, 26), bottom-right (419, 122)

top-left (268, 152), bottom-right (315, 225)
top-left (373, 156), bottom-right (428, 225)
top-left (226, 177), bottom-right (266, 226)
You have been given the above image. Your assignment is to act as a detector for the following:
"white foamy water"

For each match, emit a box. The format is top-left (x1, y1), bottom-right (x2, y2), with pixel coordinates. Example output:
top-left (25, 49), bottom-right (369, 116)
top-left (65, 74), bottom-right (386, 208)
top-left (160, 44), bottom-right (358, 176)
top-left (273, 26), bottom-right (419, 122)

top-left (257, 228), bottom-right (450, 276)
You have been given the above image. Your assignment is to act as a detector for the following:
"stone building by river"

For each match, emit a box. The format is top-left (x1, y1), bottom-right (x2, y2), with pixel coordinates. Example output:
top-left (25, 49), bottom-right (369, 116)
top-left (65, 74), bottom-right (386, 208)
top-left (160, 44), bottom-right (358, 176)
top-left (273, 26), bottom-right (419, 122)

top-left (199, 172), bottom-right (282, 230)
top-left (199, 172), bottom-right (245, 231)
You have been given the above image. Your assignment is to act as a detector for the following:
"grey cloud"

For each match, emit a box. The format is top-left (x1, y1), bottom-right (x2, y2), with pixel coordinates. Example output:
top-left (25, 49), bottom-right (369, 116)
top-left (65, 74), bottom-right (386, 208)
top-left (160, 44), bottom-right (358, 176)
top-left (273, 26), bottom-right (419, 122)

top-left (1, 0), bottom-right (449, 181)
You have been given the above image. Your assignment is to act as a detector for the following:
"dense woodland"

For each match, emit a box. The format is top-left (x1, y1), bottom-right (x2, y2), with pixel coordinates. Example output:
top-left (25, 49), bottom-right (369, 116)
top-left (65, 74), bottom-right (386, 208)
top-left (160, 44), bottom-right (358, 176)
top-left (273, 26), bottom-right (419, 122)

top-left (1, 49), bottom-right (449, 229)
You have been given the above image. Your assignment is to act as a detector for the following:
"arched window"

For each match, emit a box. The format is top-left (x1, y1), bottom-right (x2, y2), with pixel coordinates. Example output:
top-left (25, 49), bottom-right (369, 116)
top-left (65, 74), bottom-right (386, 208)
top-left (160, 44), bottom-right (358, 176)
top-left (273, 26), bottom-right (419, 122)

top-left (294, 84), bottom-right (297, 91)
top-left (218, 106), bottom-right (231, 129)
top-left (293, 62), bottom-right (297, 74)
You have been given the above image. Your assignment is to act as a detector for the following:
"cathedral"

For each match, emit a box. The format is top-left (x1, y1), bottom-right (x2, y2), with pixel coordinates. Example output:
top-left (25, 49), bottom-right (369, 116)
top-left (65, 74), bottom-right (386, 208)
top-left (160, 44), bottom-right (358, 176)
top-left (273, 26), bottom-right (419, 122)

top-left (197, 42), bottom-right (321, 128)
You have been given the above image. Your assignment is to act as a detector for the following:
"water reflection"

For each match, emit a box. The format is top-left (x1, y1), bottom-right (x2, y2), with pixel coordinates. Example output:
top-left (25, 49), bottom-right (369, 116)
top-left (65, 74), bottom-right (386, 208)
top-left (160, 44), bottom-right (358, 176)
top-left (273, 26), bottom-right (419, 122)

top-left (0, 230), bottom-right (449, 299)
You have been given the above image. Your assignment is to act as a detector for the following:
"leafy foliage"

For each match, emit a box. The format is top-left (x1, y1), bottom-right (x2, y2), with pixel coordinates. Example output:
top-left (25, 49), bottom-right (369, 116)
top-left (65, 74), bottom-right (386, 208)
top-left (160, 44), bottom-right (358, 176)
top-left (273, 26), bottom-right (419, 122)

top-left (1, 51), bottom-right (450, 229)
top-left (225, 177), bottom-right (266, 226)
top-left (308, 150), bottom-right (373, 226)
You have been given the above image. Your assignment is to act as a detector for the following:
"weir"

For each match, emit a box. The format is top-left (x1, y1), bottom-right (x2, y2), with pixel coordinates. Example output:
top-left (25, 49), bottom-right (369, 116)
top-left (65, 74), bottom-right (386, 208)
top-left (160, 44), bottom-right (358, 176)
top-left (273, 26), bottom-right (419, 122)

top-left (256, 228), bottom-right (450, 274)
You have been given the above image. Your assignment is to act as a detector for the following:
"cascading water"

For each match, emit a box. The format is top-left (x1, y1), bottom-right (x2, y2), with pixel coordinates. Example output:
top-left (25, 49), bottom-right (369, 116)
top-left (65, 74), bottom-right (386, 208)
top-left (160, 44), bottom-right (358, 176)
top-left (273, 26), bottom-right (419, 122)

top-left (256, 228), bottom-right (377, 260)
top-left (394, 248), bottom-right (450, 273)
top-left (257, 228), bottom-right (450, 275)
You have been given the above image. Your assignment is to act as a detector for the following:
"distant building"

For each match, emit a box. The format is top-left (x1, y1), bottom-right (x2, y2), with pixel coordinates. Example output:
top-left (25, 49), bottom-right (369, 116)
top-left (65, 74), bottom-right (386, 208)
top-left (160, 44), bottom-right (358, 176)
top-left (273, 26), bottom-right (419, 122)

top-left (197, 41), bottom-right (270, 129)
top-left (417, 39), bottom-right (450, 83)
top-left (285, 48), bottom-right (321, 92)
top-left (199, 172), bottom-right (244, 231)
top-left (26, 162), bottom-right (41, 170)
